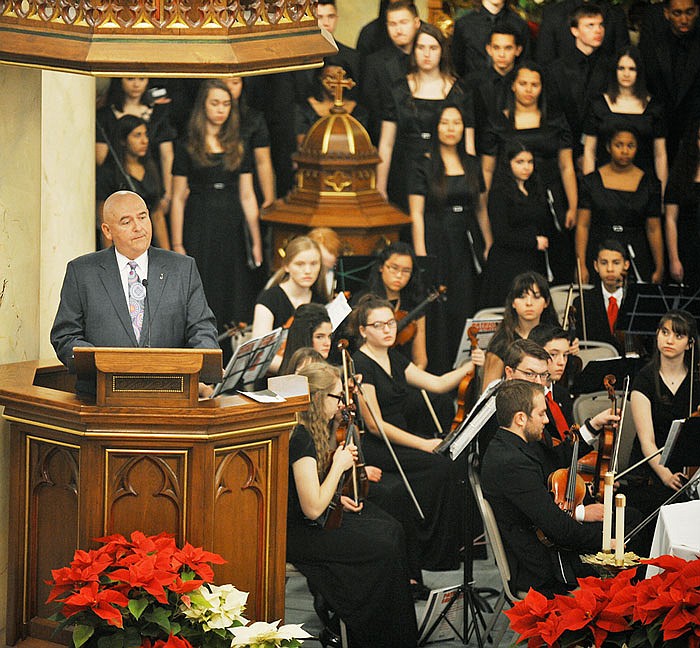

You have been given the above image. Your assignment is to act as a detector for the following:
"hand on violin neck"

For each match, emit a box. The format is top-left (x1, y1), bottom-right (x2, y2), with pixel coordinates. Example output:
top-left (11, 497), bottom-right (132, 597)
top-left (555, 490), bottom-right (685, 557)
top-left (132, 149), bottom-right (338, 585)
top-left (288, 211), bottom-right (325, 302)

top-left (590, 410), bottom-right (619, 433)
top-left (470, 347), bottom-right (486, 367)
top-left (332, 442), bottom-right (358, 472)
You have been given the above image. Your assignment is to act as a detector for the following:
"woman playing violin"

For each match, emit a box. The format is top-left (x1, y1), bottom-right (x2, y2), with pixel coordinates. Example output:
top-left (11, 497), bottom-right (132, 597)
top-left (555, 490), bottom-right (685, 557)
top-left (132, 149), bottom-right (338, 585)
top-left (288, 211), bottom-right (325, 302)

top-left (352, 295), bottom-right (485, 571)
top-left (363, 242), bottom-right (429, 369)
top-left (288, 361), bottom-right (418, 648)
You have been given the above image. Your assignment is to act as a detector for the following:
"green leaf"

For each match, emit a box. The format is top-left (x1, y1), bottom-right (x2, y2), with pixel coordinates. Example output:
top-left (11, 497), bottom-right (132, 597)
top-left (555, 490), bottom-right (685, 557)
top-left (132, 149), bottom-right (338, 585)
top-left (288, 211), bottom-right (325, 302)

top-left (143, 606), bottom-right (173, 633)
top-left (72, 625), bottom-right (94, 648)
top-left (127, 598), bottom-right (149, 621)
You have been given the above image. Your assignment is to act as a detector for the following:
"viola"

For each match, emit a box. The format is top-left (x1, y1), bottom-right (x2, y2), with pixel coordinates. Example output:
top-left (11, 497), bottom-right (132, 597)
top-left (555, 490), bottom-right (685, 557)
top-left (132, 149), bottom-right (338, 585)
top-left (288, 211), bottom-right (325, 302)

top-left (393, 285), bottom-right (447, 348)
top-left (450, 325), bottom-right (480, 432)
top-left (216, 321), bottom-right (250, 344)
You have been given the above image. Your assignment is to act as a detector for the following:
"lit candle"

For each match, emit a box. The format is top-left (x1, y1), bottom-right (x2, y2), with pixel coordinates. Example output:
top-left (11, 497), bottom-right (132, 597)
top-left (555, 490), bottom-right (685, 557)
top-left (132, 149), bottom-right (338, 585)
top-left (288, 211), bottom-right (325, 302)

top-left (615, 493), bottom-right (626, 565)
top-left (602, 472), bottom-right (614, 552)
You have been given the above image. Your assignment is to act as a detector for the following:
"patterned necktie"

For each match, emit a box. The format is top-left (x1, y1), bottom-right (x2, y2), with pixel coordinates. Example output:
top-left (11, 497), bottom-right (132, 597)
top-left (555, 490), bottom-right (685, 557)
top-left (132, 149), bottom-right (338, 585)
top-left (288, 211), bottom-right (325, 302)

top-left (545, 391), bottom-right (569, 440)
top-left (127, 261), bottom-right (145, 342)
top-left (607, 295), bottom-right (618, 334)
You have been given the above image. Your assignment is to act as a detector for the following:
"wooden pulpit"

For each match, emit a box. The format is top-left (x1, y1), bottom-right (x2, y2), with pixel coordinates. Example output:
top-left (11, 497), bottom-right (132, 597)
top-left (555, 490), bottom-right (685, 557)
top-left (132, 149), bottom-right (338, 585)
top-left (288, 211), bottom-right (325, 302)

top-left (0, 352), bottom-right (307, 648)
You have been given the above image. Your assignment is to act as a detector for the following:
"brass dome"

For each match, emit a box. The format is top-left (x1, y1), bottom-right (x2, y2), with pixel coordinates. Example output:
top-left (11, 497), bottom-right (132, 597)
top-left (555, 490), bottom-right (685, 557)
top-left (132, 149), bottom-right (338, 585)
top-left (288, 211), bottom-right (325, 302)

top-left (298, 111), bottom-right (377, 161)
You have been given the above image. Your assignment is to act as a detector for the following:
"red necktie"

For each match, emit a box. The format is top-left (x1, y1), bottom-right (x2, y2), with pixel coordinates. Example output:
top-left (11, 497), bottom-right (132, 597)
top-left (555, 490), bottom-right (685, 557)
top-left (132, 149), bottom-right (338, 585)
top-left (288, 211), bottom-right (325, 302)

top-left (607, 295), bottom-right (618, 334)
top-left (546, 391), bottom-right (569, 440)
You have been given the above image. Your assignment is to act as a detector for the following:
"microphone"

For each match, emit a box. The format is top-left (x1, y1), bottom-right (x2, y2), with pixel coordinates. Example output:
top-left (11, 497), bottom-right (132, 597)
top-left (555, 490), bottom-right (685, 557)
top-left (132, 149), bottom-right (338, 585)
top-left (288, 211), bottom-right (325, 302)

top-left (142, 278), bottom-right (152, 348)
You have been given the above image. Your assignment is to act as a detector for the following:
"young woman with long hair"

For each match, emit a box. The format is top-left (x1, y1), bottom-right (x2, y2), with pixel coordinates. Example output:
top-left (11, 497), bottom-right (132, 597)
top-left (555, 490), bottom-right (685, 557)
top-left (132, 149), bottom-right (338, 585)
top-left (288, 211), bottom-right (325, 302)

top-left (288, 361), bottom-right (418, 647)
top-left (665, 118), bottom-right (700, 286)
top-left (481, 60), bottom-right (577, 283)
top-left (170, 79), bottom-right (262, 334)
top-left (576, 127), bottom-right (663, 284)
top-left (408, 104), bottom-right (490, 357)
top-left (480, 140), bottom-right (550, 309)
top-left (377, 22), bottom-right (474, 211)
top-left (96, 77), bottom-right (176, 208)
top-left (279, 303), bottom-right (333, 375)
top-left (351, 295), bottom-right (485, 572)
top-left (481, 271), bottom-right (560, 389)
top-left (625, 310), bottom-right (699, 549)
top-left (96, 115), bottom-right (170, 249)
top-left (582, 45), bottom-right (668, 191)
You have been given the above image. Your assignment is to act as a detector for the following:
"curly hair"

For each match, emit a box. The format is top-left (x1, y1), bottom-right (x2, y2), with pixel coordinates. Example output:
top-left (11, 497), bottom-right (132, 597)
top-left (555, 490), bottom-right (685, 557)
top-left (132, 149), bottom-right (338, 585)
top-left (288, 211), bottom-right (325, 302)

top-left (295, 362), bottom-right (341, 477)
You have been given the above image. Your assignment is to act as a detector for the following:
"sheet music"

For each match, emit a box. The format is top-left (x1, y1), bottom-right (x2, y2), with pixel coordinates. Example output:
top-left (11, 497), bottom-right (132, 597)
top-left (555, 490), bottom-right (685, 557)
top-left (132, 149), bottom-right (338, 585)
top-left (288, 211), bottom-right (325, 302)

top-left (660, 419), bottom-right (685, 466)
top-left (325, 291), bottom-right (352, 332)
top-left (450, 395), bottom-right (497, 460)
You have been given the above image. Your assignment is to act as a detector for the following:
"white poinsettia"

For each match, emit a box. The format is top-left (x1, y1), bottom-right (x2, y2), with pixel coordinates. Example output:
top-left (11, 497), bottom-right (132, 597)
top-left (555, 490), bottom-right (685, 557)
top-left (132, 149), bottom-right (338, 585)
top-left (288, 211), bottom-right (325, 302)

top-left (229, 620), bottom-right (311, 647)
top-left (180, 583), bottom-right (248, 630)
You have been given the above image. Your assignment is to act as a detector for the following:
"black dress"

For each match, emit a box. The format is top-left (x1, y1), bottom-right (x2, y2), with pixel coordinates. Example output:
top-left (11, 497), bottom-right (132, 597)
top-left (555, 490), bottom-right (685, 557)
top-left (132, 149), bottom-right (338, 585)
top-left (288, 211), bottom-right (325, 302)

top-left (582, 95), bottom-right (667, 178)
top-left (410, 158), bottom-right (485, 359)
top-left (172, 143), bottom-right (257, 330)
top-left (352, 349), bottom-right (463, 570)
top-left (287, 425), bottom-right (418, 648)
top-left (480, 173), bottom-right (549, 308)
top-left (96, 158), bottom-right (163, 215)
top-left (383, 79), bottom-right (472, 212)
top-left (255, 285), bottom-right (326, 330)
top-left (579, 169), bottom-right (661, 280)
top-left (483, 112), bottom-right (574, 283)
top-left (664, 181), bottom-right (700, 289)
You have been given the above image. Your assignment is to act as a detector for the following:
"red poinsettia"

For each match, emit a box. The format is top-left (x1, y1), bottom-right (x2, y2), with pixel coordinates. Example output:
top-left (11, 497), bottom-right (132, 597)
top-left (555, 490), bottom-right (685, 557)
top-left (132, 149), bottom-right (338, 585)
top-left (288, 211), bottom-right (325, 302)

top-left (171, 542), bottom-right (226, 582)
top-left (142, 634), bottom-right (195, 648)
top-left (109, 552), bottom-right (179, 604)
top-left (60, 581), bottom-right (129, 628)
top-left (508, 556), bottom-right (700, 648)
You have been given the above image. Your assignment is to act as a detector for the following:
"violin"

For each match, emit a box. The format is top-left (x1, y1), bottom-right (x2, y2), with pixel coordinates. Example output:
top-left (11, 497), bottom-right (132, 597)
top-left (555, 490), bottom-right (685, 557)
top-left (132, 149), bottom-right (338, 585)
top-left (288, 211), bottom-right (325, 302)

top-left (592, 374), bottom-right (617, 499)
top-left (323, 341), bottom-right (369, 530)
top-left (537, 425), bottom-right (586, 546)
top-left (216, 321), bottom-right (250, 345)
top-left (394, 285), bottom-right (447, 348)
top-left (450, 325), bottom-right (480, 432)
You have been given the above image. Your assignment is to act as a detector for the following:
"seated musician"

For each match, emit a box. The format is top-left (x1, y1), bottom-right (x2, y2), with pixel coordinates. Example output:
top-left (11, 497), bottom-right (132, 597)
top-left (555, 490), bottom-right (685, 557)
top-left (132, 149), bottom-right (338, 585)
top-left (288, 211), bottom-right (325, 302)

top-left (481, 380), bottom-right (604, 597)
top-left (572, 239), bottom-right (630, 356)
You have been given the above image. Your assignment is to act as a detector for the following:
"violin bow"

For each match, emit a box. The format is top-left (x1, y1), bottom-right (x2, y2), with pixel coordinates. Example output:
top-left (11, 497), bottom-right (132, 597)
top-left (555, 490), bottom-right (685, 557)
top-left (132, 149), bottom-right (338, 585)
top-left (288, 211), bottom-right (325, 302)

top-left (610, 375), bottom-right (630, 475)
top-left (421, 389), bottom-right (444, 438)
top-left (576, 257), bottom-right (588, 343)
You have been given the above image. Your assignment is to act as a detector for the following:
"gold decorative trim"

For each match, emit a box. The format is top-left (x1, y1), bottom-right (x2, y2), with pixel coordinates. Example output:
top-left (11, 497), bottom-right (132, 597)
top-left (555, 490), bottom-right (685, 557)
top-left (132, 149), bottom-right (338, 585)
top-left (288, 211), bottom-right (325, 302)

top-left (214, 439), bottom-right (273, 616)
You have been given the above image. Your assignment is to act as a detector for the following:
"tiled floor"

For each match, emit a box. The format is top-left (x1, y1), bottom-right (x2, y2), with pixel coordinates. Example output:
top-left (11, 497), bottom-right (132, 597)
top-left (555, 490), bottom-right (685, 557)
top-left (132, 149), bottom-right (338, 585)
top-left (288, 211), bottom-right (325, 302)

top-left (285, 548), bottom-right (518, 647)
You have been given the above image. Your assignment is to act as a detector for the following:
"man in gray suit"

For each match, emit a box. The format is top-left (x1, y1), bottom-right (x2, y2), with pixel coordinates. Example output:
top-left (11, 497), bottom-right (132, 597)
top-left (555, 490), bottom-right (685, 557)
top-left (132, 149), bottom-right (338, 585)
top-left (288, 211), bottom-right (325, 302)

top-left (51, 191), bottom-right (218, 390)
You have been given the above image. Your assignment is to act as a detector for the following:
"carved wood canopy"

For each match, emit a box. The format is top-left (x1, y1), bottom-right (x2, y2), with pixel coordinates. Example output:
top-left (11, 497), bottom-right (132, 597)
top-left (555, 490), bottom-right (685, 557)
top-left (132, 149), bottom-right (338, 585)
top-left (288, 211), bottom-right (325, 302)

top-left (0, 0), bottom-right (336, 76)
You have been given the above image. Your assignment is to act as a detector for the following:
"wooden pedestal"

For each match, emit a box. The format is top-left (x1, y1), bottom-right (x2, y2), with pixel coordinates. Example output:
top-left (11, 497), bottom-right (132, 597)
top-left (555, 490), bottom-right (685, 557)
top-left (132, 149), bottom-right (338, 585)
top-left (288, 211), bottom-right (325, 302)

top-left (0, 359), bottom-right (307, 647)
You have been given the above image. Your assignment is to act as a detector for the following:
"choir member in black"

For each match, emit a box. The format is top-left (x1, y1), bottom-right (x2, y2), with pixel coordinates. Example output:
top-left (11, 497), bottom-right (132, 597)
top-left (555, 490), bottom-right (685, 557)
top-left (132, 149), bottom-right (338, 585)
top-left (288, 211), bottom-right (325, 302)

top-left (171, 80), bottom-right (263, 339)
top-left (352, 295), bottom-right (485, 571)
top-left (450, 0), bottom-right (531, 79)
top-left (359, 242), bottom-right (428, 369)
top-left (408, 104), bottom-right (490, 360)
top-left (294, 63), bottom-right (369, 144)
top-left (360, 0), bottom-right (421, 144)
top-left (96, 78), bottom-right (176, 208)
top-left (481, 61), bottom-right (577, 284)
top-left (308, 227), bottom-right (342, 299)
top-left (639, 0), bottom-right (700, 160)
top-left (480, 141), bottom-right (550, 309)
top-left (377, 22), bottom-right (474, 212)
top-left (665, 118), bottom-right (700, 287)
top-left (316, 0), bottom-right (361, 86)
top-left (464, 26), bottom-right (523, 154)
top-left (287, 361), bottom-right (418, 647)
top-left (252, 236), bottom-right (329, 337)
top-left (545, 4), bottom-right (611, 165)
top-left (481, 272), bottom-right (561, 389)
top-left (96, 115), bottom-right (170, 250)
top-left (356, 0), bottom-right (397, 64)
top-left (481, 380), bottom-right (604, 597)
top-left (624, 310), bottom-right (700, 550)
top-left (536, 0), bottom-right (629, 65)
top-left (576, 127), bottom-right (664, 284)
top-left (582, 46), bottom-right (668, 191)
top-left (279, 304), bottom-right (333, 375)
top-left (572, 239), bottom-right (630, 355)
top-left (223, 77), bottom-right (276, 212)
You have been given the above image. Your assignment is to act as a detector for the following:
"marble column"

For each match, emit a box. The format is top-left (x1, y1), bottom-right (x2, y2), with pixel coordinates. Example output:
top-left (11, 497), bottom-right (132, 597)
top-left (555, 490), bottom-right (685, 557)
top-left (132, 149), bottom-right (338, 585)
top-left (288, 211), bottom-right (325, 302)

top-left (0, 65), bottom-right (95, 644)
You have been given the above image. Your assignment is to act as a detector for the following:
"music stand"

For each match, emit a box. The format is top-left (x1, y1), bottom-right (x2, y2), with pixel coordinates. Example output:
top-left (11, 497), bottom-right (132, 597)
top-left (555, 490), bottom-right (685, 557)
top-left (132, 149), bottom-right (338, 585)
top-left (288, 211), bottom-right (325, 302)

top-left (335, 254), bottom-right (440, 296)
top-left (618, 284), bottom-right (700, 336)
top-left (572, 356), bottom-right (644, 396)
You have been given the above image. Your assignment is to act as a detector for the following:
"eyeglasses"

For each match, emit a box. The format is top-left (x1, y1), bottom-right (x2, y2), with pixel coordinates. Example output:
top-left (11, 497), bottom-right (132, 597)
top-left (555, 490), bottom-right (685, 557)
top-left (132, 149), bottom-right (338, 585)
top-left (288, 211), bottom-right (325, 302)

top-left (327, 393), bottom-right (344, 402)
top-left (366, 319), bottom-right (398, 330)
top-left (384, 263), bottom-right (412, 277)
top-left (513, 367), bottom-right (551, 382)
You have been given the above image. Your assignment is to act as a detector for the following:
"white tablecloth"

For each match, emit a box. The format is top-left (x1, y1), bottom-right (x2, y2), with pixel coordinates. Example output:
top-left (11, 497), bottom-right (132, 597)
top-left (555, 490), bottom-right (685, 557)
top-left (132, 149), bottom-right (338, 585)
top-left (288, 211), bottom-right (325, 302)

top-left (647, 500), bottom-right (700, 577)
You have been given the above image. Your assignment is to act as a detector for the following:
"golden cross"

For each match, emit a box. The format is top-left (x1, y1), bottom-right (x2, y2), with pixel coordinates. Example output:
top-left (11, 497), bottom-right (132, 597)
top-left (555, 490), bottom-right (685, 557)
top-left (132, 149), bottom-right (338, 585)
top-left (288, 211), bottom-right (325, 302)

top-left (322, 68), bottom-right (356, 114)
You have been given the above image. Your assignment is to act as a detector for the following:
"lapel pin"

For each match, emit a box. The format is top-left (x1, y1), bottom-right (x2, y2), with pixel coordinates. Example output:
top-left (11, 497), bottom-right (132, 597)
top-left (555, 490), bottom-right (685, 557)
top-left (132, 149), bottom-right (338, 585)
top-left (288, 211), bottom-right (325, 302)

top-left (159, 273), bottom-right (164, 280)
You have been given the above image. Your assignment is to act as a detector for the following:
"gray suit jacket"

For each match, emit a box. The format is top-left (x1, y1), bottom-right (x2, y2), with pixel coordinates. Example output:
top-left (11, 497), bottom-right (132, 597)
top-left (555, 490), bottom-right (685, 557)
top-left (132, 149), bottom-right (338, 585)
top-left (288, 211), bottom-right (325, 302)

top-left (51, 246), bottom-right (218, 373)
